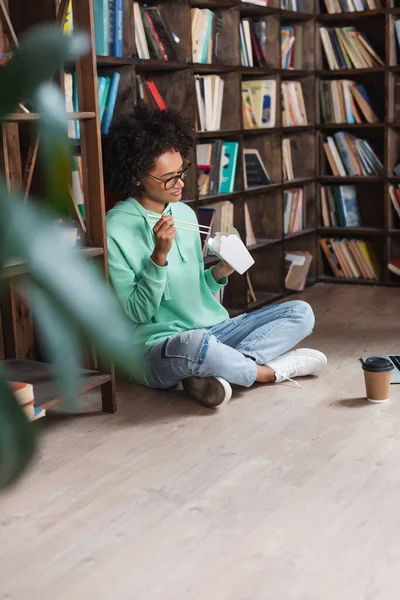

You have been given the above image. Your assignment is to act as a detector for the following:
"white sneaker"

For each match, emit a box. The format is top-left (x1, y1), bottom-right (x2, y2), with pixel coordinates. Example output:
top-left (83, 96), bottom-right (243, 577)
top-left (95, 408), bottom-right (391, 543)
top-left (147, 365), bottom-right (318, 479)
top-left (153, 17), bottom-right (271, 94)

top-left (182, 376), bottom-right (232, 408)
top-left (268, 348), bottom-right (327, 387)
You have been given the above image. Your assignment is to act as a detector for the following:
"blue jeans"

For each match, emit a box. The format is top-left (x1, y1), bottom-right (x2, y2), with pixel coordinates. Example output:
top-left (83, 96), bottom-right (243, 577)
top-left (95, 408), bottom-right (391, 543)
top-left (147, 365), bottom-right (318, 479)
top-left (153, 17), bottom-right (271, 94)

top-left (144, 300), bottom-right (315, 389)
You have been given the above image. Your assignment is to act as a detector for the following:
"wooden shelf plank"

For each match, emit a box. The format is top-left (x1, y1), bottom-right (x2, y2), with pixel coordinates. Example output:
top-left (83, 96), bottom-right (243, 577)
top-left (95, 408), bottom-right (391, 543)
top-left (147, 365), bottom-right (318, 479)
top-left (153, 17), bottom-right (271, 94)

top-left (318, 226), bottom-right (384, 236)
top-left (1, 112), bottom-right (95, 122)
top-left (279, 9), bottom-right (314, 21)
top-left (248, 237), bottom-right (282, 251)
top-left (319, 275), bottom-right (383, 285)
top-left (133, 59), bottom-right (189, 72)
top-left (317, 67), bottom-right (384, 76)
top-left (2, 248), bottom-right (104, 280)
top-left (318, 9), bottom-right (384, 20)
top-left (318, 123), bottom-right (384, 129)
top-left (2, 359), bottom-right (111, 411)
top-left (96, 56), bottom-right (132, 67)
top-left (318, 176), bottom-right (383, 183)
top-left (282, 177), bottom-right (315, 188)
top-left (285, 228), bottom-right (315, 239)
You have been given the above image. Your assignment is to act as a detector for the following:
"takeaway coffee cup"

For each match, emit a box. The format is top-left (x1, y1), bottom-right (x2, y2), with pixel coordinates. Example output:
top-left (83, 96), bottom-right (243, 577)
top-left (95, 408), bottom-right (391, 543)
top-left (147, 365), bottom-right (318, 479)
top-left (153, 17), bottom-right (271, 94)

top-left (362, 357), bottom-right (394, 403)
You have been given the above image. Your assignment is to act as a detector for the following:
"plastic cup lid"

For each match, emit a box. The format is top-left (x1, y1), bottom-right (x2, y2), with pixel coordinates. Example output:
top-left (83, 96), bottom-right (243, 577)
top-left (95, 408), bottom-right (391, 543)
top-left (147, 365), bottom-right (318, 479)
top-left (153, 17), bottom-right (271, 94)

top-left (362, 356), bottom-right (394, 373)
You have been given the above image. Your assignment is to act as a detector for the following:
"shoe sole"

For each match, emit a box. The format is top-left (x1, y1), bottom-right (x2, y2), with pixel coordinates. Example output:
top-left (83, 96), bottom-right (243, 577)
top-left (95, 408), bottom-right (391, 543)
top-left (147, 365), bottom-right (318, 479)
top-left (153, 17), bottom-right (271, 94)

top-left (182, 376), bottom-right (232, 409)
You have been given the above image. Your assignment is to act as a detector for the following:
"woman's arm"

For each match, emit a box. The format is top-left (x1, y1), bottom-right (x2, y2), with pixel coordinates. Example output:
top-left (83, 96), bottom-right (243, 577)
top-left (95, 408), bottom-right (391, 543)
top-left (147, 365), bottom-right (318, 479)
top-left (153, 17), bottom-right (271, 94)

top-left (108, 237), bottom-right (167, 324)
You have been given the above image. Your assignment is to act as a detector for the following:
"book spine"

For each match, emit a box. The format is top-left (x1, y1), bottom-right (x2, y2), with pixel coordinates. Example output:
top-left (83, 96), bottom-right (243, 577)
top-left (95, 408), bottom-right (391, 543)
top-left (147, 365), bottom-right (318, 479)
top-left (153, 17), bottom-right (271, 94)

top-left (334, 132), bottom-right (357, 176)
top-left (113, 0), bottom-right (123, 57)
top-left (102, 72), bottom-right (121, 134)
top-left (94, 0), bottom-right (109, 56)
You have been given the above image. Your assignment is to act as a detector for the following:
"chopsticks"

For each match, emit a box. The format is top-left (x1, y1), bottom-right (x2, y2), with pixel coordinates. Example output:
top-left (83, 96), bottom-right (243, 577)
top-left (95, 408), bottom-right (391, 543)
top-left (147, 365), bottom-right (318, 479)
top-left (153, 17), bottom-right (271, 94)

top-left (147, 214), bottom-right (211, 234)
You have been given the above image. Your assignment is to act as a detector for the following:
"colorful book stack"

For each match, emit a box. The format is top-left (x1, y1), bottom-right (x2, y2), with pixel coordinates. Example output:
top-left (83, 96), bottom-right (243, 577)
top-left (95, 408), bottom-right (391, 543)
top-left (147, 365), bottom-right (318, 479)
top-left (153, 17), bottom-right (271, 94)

top-left (196, 141), bottom-right (239, 196)
top-left (281, 26), bottom-right (303, 70)
top-left (284, 188), bottom-right (305, 234)
top-left (133, 3), bottom-right (182, 61)
top-left (8, 381), bottom-right (46, 422)
top-left (240, 19), bottom-right (267, 68)
top-left (324, 0), bottom-right (381, 13)
top-left (282, 81), bottom-right (307, 127)
top-left (69, 71), bottom-right (121, 137)
top-left (320, 185), bottom-right (361, 227)
top-left (323, 133), bottom-right (383, 176)
top-left (320, 27), bottom-right (384, 70)
top-left (321, 238), bottom-right (380, 280)
top-left (195, 75), bottom-right (224, 132)
top-left (62, 0), bottom-right (123, 57)
top-left (136, 76), bottom-right (166, 110)
top-left (241, 80), bottom-right (276, 129)
top-left (320, 80), bottom-right (379, 124)
top-left (191, 9), bottom-right (222, 64)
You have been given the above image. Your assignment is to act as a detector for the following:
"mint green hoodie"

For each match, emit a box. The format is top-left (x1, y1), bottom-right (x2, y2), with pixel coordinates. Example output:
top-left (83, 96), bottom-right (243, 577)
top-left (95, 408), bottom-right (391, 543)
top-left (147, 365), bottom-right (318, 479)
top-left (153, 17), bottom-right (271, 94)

top-left (106, 198), bottom-right (229, 385)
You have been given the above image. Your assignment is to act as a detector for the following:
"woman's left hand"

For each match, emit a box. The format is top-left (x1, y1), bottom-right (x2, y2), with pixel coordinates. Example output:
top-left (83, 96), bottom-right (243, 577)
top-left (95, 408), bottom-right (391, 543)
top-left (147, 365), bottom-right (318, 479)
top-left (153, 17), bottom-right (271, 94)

top-left (212, 260), bottom-right (235, 281)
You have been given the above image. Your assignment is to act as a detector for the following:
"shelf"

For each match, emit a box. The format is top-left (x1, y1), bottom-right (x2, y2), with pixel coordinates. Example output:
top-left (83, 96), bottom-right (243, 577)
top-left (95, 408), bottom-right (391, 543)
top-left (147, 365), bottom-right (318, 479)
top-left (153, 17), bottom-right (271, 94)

top-left (279, 9), bottom-right (314, 21)
top-left (2, 359), bottom-right (111, 411)
top-left (317, 9), bottom-right (384, 21)
top-left (237, 4), bottom-right (279, 17)
top-left (96, 56), bottom-right (132, 67)
top-left (1, 112), bottom-right (95, 122)
top-left (285, 228), bottom-right (315, 239)
top-left (243, 182), bottom-right (281, 195)
top-left (319, 275), bottom-right (383, 285)
top-left (282, 124), bottom-right (314, 132)
top-left (198, 190), bottom-right (243, 204)
top-left (196, 129), bottom-right (242, 139)
top-left (318, 123), bottom-right (384, 129)
top-left (242, 126), bottom-right (281, 135)
top-left (193, 63), bottom-right (241, 73)
top-left (248, 237), bottom-right (281, 251)
top-left (280, 69), bottom-right (314, 78)
top-left (318, 176), bottom-right (383, 183)
top-left (317, 67), bottom-right (384, 77)
top-left (191, 0), bottom-right (237, 7)
top-left (1, 248), bottom-right (104, 280)
top-left (318, 226), bottom-right (384, 236)
top-left (133, 59), bottom-right (189, 72)
top-left (282, 177), bottom-right (315, 188)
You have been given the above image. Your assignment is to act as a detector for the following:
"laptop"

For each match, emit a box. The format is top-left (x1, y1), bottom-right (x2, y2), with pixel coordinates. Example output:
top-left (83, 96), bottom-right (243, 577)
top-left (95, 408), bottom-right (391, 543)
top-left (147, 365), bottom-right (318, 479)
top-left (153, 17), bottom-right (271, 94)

top-left (361, 355), bottom-right (400, 384)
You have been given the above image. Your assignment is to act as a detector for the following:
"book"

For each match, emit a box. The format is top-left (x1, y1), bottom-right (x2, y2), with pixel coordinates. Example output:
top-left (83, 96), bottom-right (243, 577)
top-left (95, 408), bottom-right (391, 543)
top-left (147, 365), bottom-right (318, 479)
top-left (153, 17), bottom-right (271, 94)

top-left (241, 80), bottom-right (276, 129)
top-left (196, 141), bottom-right (238, 196)
top-left (321, 238), bottom-right (380, 280)
top-left (93, 0), bottom-right (109, 56)
top-left (285, 251), bottom-right (313, 291)
top-left (320, 27), bottom-right (383, 70)
top-left (319, 80), bottom-right (379, 124)
top-left (219, 141), bottom-right (239, 193)
top-left (389, 185), bottom-right (400, 222)
top-left (243, 149), bottom-right (271, 189)
top-left (244, 203), bottom-right (257, 246)
top-left (388, 256), bottom-right (400, 277)
top-left (282, 138), bottom-right (294, 181)
top-left (324, 133), bottom-right (383, 176)
top-left (110, 0), bottom-right (123, 57)
top-left (320, 186), bottom-right (361, 227)
top-left (281, 26), bottom-right (303, 70)
top-left (281, 81), bottom-right (307, 127)
top-left (284, 188), bottom-right (305, 234)
top-left (143, 7), bottom-right (182, 62)
top-left (7, 381), bottom-right (46, 422)
top-left (102, 72), bottom-right (121, 134)
top-left (195, 75), bottom-right (224, 132)
top-left (192, 8), bottom-right (219, 64)
top-left (324, 0), bottom-right (381, 13)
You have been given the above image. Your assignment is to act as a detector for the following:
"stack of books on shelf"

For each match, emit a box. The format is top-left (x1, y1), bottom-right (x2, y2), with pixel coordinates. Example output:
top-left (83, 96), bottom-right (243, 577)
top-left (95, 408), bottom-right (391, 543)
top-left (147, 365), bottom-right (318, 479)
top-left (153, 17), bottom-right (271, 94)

top-left (320, 27), bottom-right (384, 70)
top-left (61, 0), bottom-right (124, 57)
top-left (281, 26), bottom-right (303, 70)
top-left (196, 141), bottom-right (239, 196)
top-left (136, 75), bottom-right (166, 110)
top-left (324, 132), bottom-right (383, 177)
top-left (195, 75), bottom-right (224, 132)
top-left (198, 201), bottom-right (234, 257)
top-left (8, 381), bottom-right (46, 422)
top-left (191, 8), bottom-right (222, 64)
top-left (323, 0), bottom-right (381, 13)
top-left (133, 2), bottom-right (182, 61)
top-left (282, 138), bottom-right (295, 181)
top-left (320, 185), bottom-right (361, 227)
top-left (241, 80), bottom-right (276, 129)
top-left (282, 81), bottom-right (307, 127)
top-left (66, 72), bottom-right (121, 136)
top-left (240, 19), bottom-right (267, 68)
top-left (320, 80), bottom-right (379, 124)
top-left (389, 185), bottom-right (400, 223)
top-left (284, 188), bottom-right (305, 234)
top-left (321, 238), bottom-right (380, 280)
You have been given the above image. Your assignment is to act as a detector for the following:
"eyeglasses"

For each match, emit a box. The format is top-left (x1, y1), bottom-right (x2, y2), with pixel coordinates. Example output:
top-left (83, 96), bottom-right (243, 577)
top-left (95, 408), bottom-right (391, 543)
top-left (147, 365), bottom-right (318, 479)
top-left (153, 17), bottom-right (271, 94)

top-left (145, 159), bottom-right (191, 190)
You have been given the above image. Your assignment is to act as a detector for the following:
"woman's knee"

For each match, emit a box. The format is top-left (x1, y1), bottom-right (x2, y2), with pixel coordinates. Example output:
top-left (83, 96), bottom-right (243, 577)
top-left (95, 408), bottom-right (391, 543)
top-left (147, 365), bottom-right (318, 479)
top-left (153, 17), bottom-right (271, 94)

top-left (292, 300), bottom-right (315, 333)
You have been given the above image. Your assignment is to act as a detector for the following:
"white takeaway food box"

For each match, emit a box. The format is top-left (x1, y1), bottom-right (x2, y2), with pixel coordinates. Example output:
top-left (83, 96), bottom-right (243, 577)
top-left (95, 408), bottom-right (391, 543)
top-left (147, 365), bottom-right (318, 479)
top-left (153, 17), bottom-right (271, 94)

top-left (206, 226), bottom-right (255, 275)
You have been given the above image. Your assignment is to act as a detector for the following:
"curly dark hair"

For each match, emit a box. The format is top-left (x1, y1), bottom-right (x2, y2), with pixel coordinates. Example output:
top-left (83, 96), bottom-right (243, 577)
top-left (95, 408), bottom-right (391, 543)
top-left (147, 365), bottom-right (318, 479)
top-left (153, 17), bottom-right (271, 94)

top-left (103, 104), bottom-right (195, 197)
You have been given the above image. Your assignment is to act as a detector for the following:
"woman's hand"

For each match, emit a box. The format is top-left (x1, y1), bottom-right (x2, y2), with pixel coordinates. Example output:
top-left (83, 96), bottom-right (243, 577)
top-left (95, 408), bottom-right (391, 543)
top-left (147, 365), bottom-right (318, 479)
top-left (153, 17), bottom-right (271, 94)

top-left (212, 260), bottom-right (234, 281)
top-left (151, 215), bottom-right (176, 267)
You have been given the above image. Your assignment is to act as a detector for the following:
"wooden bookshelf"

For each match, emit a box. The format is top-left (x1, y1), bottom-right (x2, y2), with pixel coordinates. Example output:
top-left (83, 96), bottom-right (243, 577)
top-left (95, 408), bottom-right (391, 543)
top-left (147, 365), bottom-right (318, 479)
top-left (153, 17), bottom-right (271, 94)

top-left (0, 0), bottom-right (117, 412)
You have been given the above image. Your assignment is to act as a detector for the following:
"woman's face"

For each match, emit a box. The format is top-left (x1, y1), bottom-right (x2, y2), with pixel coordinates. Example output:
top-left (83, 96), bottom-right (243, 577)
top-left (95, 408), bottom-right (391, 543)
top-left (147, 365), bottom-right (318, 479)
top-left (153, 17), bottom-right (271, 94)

top-left (141, 149), bottom-right (190, 205)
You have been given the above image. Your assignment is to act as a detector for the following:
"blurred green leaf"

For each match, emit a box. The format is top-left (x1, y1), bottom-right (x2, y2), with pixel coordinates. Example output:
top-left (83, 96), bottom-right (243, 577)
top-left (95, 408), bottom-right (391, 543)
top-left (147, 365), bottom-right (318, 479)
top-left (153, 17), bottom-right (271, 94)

top-left (0, 24), bottom-right (89, 118)
top-left (0, 180), bottom-right (133, 375)
top-left (0, 365), bottom-right (36, 489)
top-left (34, 82), bottom-right (72, 216)
top-left (26, 280), bottom-right (81, 407)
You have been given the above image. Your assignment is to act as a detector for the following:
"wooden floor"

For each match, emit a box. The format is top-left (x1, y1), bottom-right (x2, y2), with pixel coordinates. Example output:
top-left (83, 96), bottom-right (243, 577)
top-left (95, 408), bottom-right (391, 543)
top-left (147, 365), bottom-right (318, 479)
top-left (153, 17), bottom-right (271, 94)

top-left (2, 283), bottom-right (400, 600)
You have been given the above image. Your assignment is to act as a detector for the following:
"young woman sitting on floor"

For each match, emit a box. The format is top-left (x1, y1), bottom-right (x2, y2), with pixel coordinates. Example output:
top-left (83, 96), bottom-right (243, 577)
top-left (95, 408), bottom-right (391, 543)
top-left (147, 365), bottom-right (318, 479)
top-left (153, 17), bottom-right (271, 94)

top-left (103, 105), bottom-right (327, 408)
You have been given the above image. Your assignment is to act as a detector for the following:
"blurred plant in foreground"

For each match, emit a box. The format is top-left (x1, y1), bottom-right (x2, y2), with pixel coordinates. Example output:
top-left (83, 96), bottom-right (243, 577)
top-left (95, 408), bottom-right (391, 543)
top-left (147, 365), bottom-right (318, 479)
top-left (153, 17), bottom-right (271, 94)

top-left (0, 25), bottom-right (133, 489)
